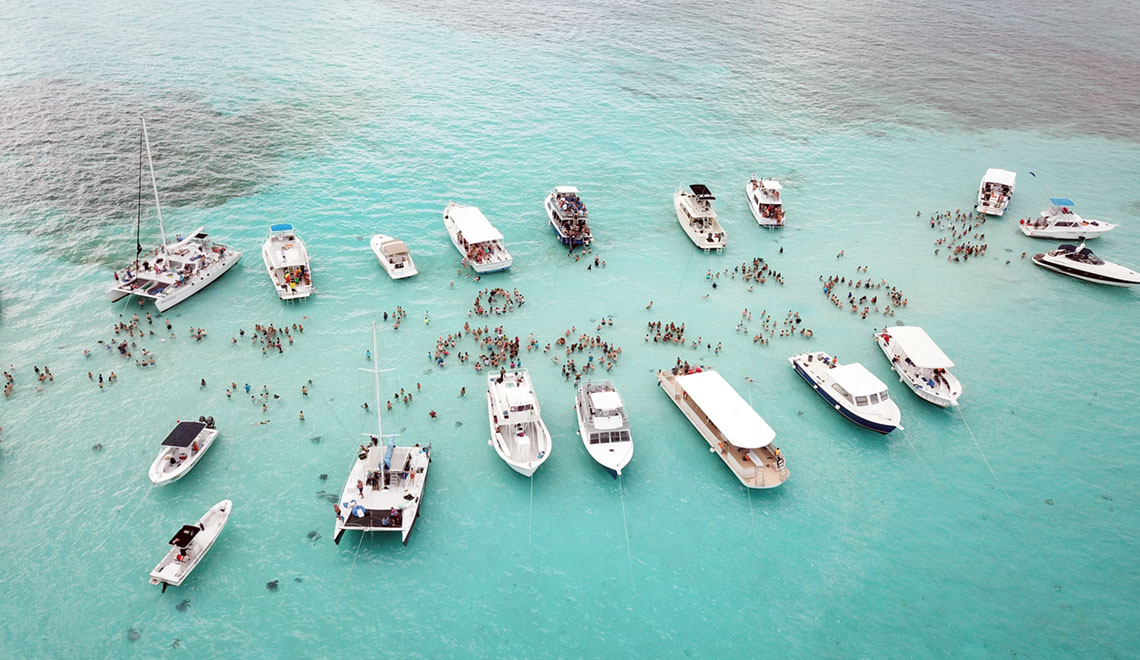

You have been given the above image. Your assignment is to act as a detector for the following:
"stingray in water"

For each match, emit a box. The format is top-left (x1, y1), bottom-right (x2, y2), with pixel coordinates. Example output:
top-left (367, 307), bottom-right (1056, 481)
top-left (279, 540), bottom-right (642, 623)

top-left (176, 599), bottom-right (191, 612)
top-left (266, 580), bottom-right (279, 592)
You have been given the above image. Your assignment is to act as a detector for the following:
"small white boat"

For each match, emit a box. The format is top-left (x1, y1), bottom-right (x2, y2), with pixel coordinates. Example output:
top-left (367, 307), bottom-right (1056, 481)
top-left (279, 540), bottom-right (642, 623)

top-left (789, 352), bottom-right (901, 434)
top-left (486, 369), bottom-right (551, 477)
top-left (148, 417), bottom-right (219, 486)
top-left (977, 169), bottom-right (1016, 216)
top-left (544, 186), bottom-right (592, 246)
top-left (746, 176), bottom-right (785, 228)
top-left (875, 327), bottom-right (962, 408)
top-left (149, 499), bottom-right (231, 593)
top-left (1020, 198), bottom-right (1117, 240)
top-left (370, 234), bottom-right (418, 279)
top-left (657, 365), bottom-right (789, 489)
top-left (574, 380), bottom-right (633, 478)
top-left (444, 202), bottom-right (513, 273)
top-left (1033, 243), bottom-right (1140, 286)
top-left (262, 224), bottom-right (313, 299)
top-left (674, 184), bottom-right (726, 252)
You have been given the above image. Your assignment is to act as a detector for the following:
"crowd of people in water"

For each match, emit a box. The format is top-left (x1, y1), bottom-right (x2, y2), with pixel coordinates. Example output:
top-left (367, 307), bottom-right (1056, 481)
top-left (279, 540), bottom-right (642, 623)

top-left (820, 267), bottom-right (908, 319)
top-left (230, 321), bottom-right (305, 355)
top-left (924, 208), bottom-right (990, 262)
top-left (740, 308), bottom-right (814, 345)
top-left (470, 287), bottom-right (525, 317)
top-left (545, 320), bottom-right (624, 383)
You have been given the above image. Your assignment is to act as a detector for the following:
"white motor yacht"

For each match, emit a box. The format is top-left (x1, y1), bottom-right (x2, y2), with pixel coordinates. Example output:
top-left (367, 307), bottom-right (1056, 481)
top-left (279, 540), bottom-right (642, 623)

top-left (1020, 198), bottom-right (1117, 239)
top-left (789, 352), bottom-right (901, 434)
top-left (574, 380), bottom-right (633, 478)
top-left (657, 365), bottom-right (789, 489)
top-left (977, 169), bottom-right (1016, 216)
top-left (674, 184), bottom-right (726, 252)
top-left (544, 186), bottom-right (592, 246)
top-left (148, 417), bottom-right (219, 487)
top-left (746, 176), bottom-right (785, 228)
top-left (1033, 243), bottom-right (1140, 286)
top-left (875, 327), bottom-right (962, 408)
top-left (444, 202), bottom-right (513, 273)
top-left (149, 499), bottom-right (231, 593)
top-left (370, 234), bottom-right (418, 279)
top-left (486, 369), bottom-right (551, 477)
top-left (262, 224), bottom-right (313, 299)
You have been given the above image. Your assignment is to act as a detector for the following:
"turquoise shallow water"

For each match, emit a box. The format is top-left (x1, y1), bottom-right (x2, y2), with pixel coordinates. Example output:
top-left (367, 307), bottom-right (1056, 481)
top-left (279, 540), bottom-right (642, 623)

top-left (2, 1), bottom-right (1140, 657)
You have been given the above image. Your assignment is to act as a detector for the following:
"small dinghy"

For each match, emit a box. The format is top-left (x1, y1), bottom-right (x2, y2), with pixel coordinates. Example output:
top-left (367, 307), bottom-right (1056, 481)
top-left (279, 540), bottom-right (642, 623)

top-left (370, 234), bottom-right (418, 279)
top-left (148, 418), bottom-right (218, 487)
top-left (149, 499), bottom-right (231, 592)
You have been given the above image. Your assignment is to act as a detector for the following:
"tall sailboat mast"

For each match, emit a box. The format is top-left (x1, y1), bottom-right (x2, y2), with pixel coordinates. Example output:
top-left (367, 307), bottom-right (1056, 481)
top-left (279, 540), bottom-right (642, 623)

top-left (139, 117), bottom-right (169, 252)
top-left (370, 321), bottom-right (386, 486)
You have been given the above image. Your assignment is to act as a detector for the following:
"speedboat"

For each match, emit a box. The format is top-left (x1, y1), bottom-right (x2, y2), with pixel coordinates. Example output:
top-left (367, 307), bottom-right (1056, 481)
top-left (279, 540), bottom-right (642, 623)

top-left (262, 224), bottom-right (313, 299)
top-left (977, 169), bottom-right (1016, 216)
top-left (149, 499), bottom-right (231, 593)
top-left (148, 417), bottom-right (219, 486)
top-left (674, 184), bottom-right (726, 252)
top-left (657, 365), bottom-right (789, 489)
top-left (745, 176), bottom-right (785, 228)
top-left (486, 369), bottom-right (551, 477)
top-left (1033, 243), bottom-right (1140, 286)
top-left (444, 202), bottom-right (513, 273)
top-left (370, 234), bottom-right (418, 279)
top-left (875, 327), bottom-right (962, 408)
top-left (107, 118), bottom-right (241, 312)
top-left (574, 380), bottom-right (633, 477)
top-left (1020, 198), bottom-right (1117, 239)
top-left (334, 322), bottom-right (431, 546)
top-left (789, 352), bottom-right (901, 434)
top-left (544, 186), bottom-right (592, 246)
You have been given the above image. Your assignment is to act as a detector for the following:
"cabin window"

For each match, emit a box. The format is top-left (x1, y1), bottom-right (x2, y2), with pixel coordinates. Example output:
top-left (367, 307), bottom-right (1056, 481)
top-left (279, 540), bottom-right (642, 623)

top-left (869, 393), bottom-right (879, 404)
top-left (589, 433), bottom-right (600, 445)
top-left (831, 384), bottom-right (852, 403)
top-left (855, 396), bottom-right (868, 407)
top-left (879, 390), bottom-right (889, 401)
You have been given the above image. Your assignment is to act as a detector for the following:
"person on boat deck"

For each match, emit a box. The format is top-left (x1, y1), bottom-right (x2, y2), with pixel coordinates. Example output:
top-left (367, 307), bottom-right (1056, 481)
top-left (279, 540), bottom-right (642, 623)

top-left (191, 441), bottom-right (199, 454)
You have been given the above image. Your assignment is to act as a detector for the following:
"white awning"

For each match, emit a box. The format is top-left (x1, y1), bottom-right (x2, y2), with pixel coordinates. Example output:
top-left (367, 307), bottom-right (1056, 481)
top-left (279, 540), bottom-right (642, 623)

top-left (759, 179), bottom-right (782, 190)
top-left (589, 391), bottom-right (622, 411)
top-left (887, 326), bottom-right (954, 369)
top-left (554, 186), bottom-right (579, 195)
top-left (381, 240), bottom-right (408, 256)
top-left (676, 370), bottom-right (775, 449)
top-left (451, 205), bottom-right (503, 243)
top-left (505, 386), bottom-right (533, 408)
top-left (830, 363), bottom-right (888, 397)
top-left (983, 169), bottom-right (1016, 186)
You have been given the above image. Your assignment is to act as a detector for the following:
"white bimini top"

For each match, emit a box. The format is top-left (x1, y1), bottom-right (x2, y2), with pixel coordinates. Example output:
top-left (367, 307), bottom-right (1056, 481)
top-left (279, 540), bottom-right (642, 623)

top-left (982, 169), bottom-right (1016, 187)
top-left (451, 206), bottom-right (503, 244)
top-left (829, 363), bottom-right (889, 398)
top-left (888, 326), bottom-right (954, 369)
top-left (676, 370), bottom-right (775, 449)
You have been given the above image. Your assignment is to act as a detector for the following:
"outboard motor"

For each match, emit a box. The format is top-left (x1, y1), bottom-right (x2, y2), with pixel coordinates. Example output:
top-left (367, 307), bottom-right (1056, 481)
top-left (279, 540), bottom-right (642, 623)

top-left (199, 415), bottom-right (207, 424)
top-left (206, 416), bottom-right (215, 429)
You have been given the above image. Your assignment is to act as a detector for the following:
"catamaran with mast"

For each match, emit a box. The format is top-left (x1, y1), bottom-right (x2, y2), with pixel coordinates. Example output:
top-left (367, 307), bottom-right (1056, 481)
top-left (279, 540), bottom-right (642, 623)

top-left (333, 322), bottom-right (431, 546)
top-left (106, 117), bottom-right (241, 312)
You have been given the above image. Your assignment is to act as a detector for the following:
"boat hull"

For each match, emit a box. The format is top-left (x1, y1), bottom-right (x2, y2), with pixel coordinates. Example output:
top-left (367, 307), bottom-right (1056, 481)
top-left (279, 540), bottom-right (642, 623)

top-left (874, 336), bottom-right (961, 408)
top-left (674, 193), bottom-right (726, 252)
top-left (149, 499), bottom-right (231, 589)
top-left (1032, 255), bottom-right (1140, 286)
top-left (148, 428), bottom-right (219, 486)
top-left (790, 359), bottom-right (898, 434)
top-left (745, 183), bottom-right (784, 228)
top-left (444, 204), bottom-right (513, 273)
top-left (574, 399), bottom-right (633, 477)
top-left (262, 242), bottom-right (313, 300)
top-left (544, 195), bottom-right (591, 246)
top-left (370, 235), bottom-right (418, 279)
top-left (1019, 224), bottom-right (1114, 240)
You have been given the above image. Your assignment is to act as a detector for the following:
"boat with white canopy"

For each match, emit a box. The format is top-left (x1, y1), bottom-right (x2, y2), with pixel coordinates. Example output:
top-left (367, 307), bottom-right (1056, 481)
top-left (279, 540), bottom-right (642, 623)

top-left (1032, 243), bottom-right (1140, 286)
top-left (977, 169), bottom-right (1016, 216)
top-left (148, 417), bottom-right (219, 486)
top-left (1020, 198), bottom-right (1117, 239)
top-left (544, 186), bottom-right (592, 246)
top-left (789, 352), bottom-right (901, 434)
top-left (149, 499), bottom-right (231, 593)
top-left (333, 322), bottom-right (431, 546)
top-left (370, 234), bottom-right (418, 279)
top-left (674, 184), bottom-right (726, 252)
top-left (574, 380), bottom-right (633, 478)
top-left (746, 176), bottom-right (785, 228)
top-left (487, 369), bottom-right (551, 477)
top-left (657, 365), bottom-right (788, 489)
top-left (874, 327), bottom-right (962, 407)
top-left (444, 202), bottom-right (513, 273)
top-left (262, 224), bottom-right (313, 299)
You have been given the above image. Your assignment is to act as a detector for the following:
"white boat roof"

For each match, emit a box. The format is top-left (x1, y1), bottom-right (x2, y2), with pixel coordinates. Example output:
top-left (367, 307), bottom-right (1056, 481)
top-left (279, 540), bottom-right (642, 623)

top-left (381, 240), bottom-right (408, 256)
top-left (889, 326), bottom-right (955, 369)
top-left (589, 391), bottom-right (622, 411)
top-left (505, 386), bottom-right (534, 407)
top-left (451, 206), bottom-right (502, 243)
top-left (831, 363), bottom-right (888, 397)
top-left (983, 169), bottom-right (1016, 186)
top-left (676, 370), bottom-right (775, 449)
top-left (759, 179), bottom-right (782, 190)
top-left (554, 186), bottom-right (579, 195)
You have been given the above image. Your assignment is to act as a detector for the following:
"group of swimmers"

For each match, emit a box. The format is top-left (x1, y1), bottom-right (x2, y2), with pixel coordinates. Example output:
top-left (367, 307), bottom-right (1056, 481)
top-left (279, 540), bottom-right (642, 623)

top-left (231, 320), bottom-right (305, 355)
top-left (925, 208), bottom-right (990, 263)
top-left (821, 271), bottom-right (908, 319)
top-left (470, 287), bottom-right (525, 317)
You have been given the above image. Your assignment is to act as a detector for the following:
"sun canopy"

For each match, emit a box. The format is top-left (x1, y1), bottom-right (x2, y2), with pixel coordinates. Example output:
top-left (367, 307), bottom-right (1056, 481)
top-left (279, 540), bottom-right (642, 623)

top-left (554, 186), bottom-right (579, 195)
top-left (505, 386), bottom-right (534, 408)
top-left (589, 391), bottom-right (622, 411)
top-left (676, 370), bottom-right (774, 449)
top-left (451, 205), bottom-right (503, 243)
top-left (689, 184), bottom-right (715, 199)
top-left (381, 240), bottom-right (408, 256)
top-left (162, 421), bottom-right (206, 447)
top-left (830, 363), bottom-right (888, 398)
top-left (759, 179), bottom-right (782, 190)
top-left (1049, 197), bottom-right (1075, 207)
top-left (169, 524), bottom-right (202, 548)
top-left (888, 326), bottom-right (955, 369)
top-left (983, 169), bottom-right (1016, 186)
top-left (269, 223), bottom-right (293, 232)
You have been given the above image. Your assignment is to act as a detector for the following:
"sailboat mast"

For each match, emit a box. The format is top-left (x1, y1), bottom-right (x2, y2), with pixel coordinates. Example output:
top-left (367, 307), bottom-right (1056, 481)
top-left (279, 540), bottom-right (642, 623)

top-left (135, 126), bottom-right (144, 272)
top-left (371, 321), bottom-right (385, 482)
top-left (139, 117), bottom-right (169, 252)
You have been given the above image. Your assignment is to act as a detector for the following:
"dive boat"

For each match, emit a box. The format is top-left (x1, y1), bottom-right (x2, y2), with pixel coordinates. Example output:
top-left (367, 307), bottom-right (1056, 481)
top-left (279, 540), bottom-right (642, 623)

top-left (657, 365), bottom-right (789, 489)
top-left (674, 184), bottom-right (726, 252)
top-left (574, 380), bottom-right (633, 477)
top-left (874, 327), bottom-right (963, 408)
top-left (544, 186), bottom-right (592, 246)
top-left (1032, 243), bottom-right (1140, 286)
top-left (262, 224), bottom-right (313, 299)
top-left (444, 202), bottom-right (513, 273)
top-left (149, 499), bottom-right (231, 593)
top-left (745, 176), bottom-right (785, 228)
top-left (977, 169), bottom-right (1016, 216)
top-left (789, 352), bottom-right (901, 434)
top-left (148, 417), bottom-right (219, 486)
top-left (1020, 198), bottom-right (1117, 239)
top-left (370, 234), bottom-right (418, 279)
top-left (486, 369), bottom-right (551, 477)
top-left (107, 118), bottom-right (241, 312)
top-left (334, 323), bottom-right (431, 546)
